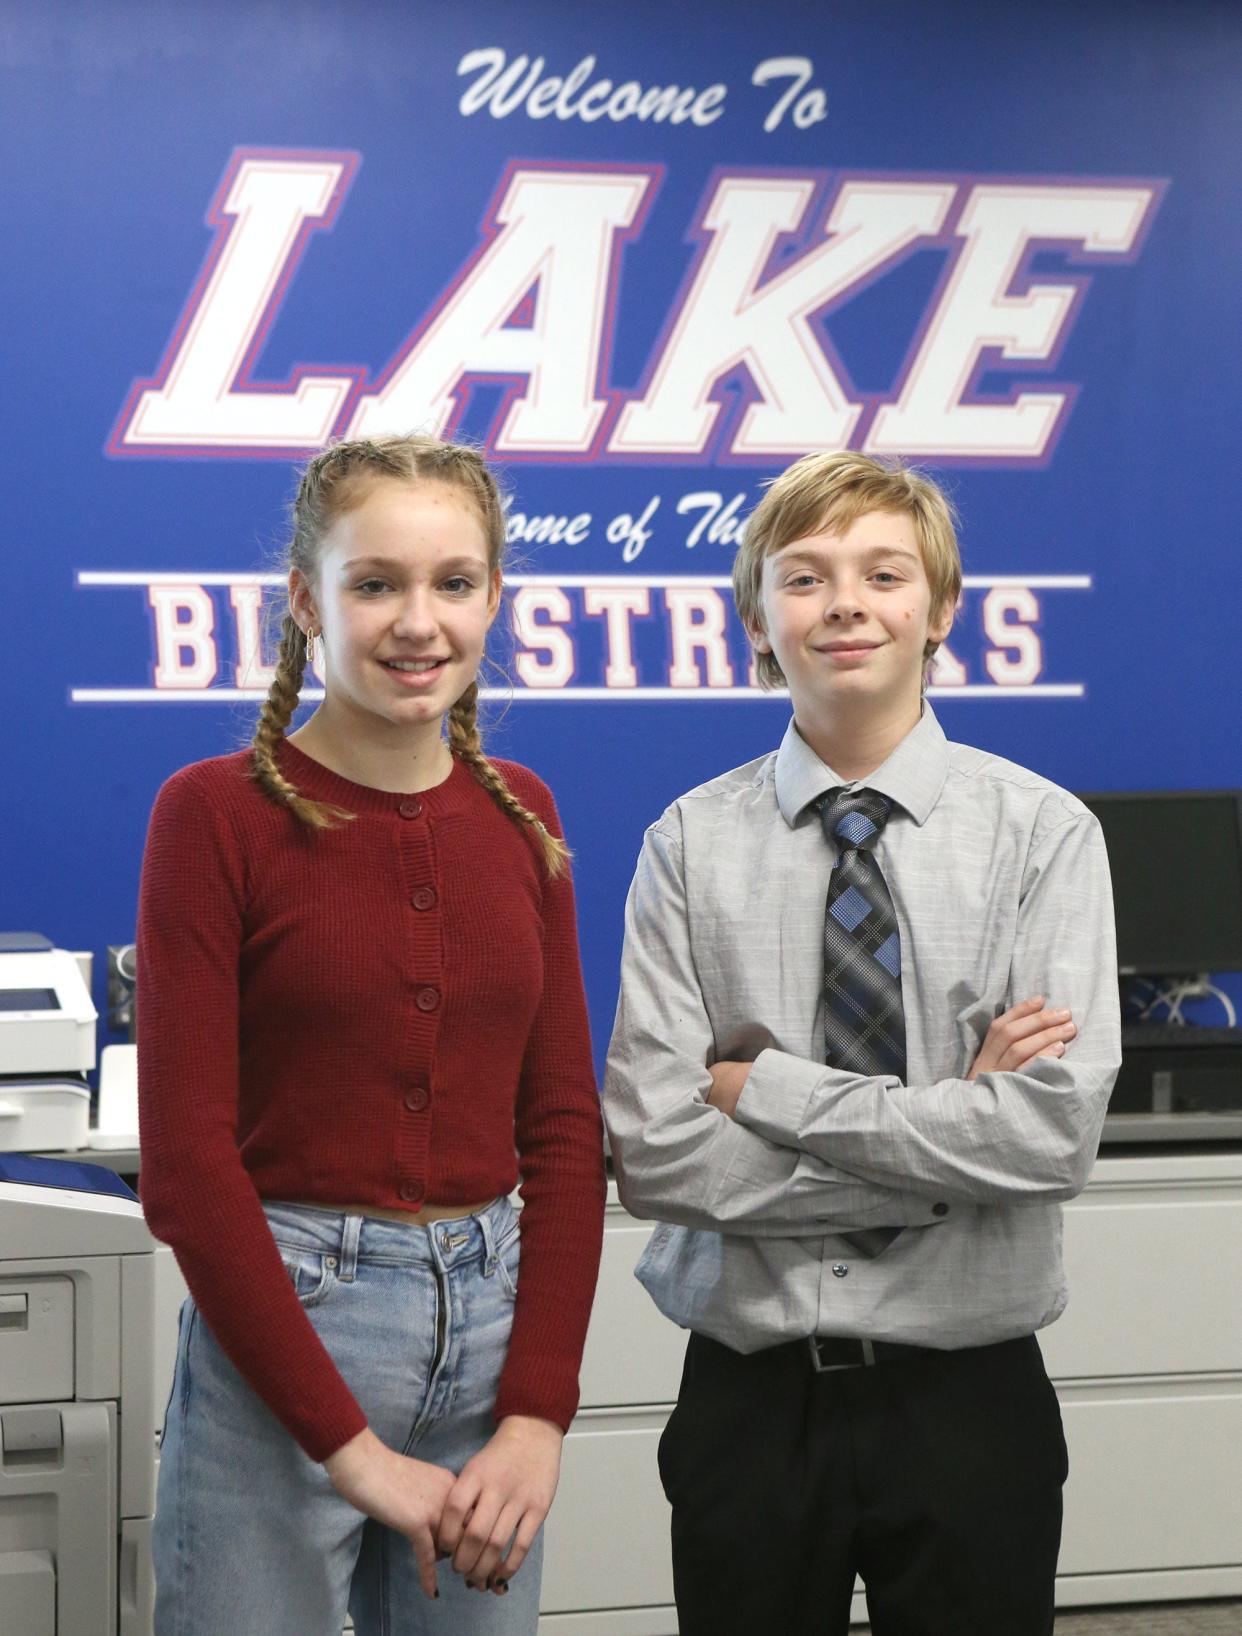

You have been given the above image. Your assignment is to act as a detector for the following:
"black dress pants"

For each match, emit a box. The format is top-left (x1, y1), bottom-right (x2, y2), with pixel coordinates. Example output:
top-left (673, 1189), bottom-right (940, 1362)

top-left (658, 1331), bottom-right (1068, 1636)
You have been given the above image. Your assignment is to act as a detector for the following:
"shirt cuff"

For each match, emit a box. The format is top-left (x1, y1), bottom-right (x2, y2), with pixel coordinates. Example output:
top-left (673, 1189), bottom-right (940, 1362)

top-left (734, 1048), bottom-right (831, 1146)
top-left (735, 1049), bottom-right (952, 1230)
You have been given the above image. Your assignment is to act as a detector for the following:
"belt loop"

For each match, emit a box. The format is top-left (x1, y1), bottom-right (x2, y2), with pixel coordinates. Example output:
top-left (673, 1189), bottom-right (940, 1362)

top-left (861, 1338), bottom-right (876, 1366)
top-left (339, 1214), bottom-right (361, 1282)
top-left (475, 1201), bottom-right (500, 1277)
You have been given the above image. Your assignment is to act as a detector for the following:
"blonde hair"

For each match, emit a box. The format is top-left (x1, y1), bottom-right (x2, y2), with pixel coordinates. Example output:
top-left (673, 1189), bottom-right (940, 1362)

top-left (732, 451), bottom-right (962, 689)
top-left (250, 435), bottom-right (570, 877)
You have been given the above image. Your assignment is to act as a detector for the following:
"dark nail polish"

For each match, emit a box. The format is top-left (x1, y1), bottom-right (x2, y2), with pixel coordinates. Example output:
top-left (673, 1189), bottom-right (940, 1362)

top-left (495, 1579), bottom-right (509, 1595)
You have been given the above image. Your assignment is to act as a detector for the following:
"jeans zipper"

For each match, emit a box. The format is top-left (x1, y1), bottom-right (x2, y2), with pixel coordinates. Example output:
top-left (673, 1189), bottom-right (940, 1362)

top-left (431, 1262), bottom-right (447, 1376)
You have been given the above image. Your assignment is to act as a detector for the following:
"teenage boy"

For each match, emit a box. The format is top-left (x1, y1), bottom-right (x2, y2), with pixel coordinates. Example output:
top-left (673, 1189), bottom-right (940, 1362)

top-left (603, 452), bottom-right (1120, 1636)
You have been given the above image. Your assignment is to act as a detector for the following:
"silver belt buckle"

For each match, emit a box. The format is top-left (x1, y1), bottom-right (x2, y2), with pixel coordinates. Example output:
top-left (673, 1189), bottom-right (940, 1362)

top-left (808, 1336), bottom-right (877, 1373)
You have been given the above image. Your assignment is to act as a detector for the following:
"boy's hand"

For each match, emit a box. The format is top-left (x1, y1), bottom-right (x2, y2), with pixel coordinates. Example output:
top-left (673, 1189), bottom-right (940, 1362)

top-left (706, 1060), bottom-right (753, 1119)
top-left (967, 996), bottom-right (1076, 1080)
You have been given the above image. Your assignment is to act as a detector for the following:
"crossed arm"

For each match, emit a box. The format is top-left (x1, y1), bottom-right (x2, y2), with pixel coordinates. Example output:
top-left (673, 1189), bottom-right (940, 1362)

top-left (605, 807), bottom-right (1120, 1224)
top-left (706, 994), bottom-right (1080, 1118)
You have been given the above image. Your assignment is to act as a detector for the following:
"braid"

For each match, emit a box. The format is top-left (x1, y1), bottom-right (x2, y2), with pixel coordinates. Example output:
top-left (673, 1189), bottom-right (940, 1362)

top-left (250, 614), bottom-right (354, 829)
top-left (448, 684), bottom-right (571, 878)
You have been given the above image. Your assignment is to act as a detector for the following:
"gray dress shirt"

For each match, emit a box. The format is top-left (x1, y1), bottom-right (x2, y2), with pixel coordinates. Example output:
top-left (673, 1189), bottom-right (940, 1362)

top-left (603, 706), bottom-right (1121, 1352)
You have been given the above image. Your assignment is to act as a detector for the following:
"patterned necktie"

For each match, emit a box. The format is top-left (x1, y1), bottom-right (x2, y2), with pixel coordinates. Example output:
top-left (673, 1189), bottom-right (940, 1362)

top-left (819, 787), bottom-right (905, 1257)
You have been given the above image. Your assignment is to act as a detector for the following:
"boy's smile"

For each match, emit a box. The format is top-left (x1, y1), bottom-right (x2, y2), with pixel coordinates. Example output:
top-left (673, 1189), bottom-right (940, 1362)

top-left (752, 508), bottom-right (954, 730)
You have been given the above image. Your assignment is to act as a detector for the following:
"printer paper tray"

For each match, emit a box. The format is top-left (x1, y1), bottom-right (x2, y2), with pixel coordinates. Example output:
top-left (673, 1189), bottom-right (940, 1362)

top-left (0, 1079), bottom-right (90, 1153)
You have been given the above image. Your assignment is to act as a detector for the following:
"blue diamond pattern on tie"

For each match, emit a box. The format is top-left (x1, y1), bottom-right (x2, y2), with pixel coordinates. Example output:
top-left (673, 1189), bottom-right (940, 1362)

top-left (835, 808), bottom-right (879, 847)
top-left (829, 884), bottom-right (871, 933)
top-left (819, 786), bottom-right (906, 1259)
top-left (874, 931), bottom-right (901, 978)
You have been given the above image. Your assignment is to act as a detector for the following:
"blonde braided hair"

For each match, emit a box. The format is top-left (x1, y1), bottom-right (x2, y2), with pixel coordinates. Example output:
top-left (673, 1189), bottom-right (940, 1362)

top-left (447, 682), bottom-right (571, 877)
top-left (250, 435), bottom-right (570, 876)
top-left (251, 612), bottom-right (354, 830)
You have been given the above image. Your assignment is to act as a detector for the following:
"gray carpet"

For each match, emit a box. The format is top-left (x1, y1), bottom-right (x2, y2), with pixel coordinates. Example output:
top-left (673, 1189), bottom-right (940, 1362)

top-left (1053, 1602), bottom-right (1242, 1634)
top-left (851, 1602), bottom-right (1242, 1633)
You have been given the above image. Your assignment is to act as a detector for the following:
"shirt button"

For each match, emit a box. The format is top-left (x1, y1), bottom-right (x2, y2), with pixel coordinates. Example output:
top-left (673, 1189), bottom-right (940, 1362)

top-left (831, 1263), bottom-right (849, 1278)
top-left (397, 799), bottom-right (423, 820)
top-left (411, 887), bottom-right (437, 911)
top-left (404, 1088), bottom-right (430, 1112)
top-left (398, 1182), bottom-right (422, 1202)
top-left (933, 1202), bottom-right (950, 1217)
top-left (415, 986), bottom-right (440, 1012)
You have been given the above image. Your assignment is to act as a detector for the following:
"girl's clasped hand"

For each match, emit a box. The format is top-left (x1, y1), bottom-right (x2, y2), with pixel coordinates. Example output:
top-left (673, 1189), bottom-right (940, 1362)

top-left (324, 1416), bottom-right (563, 1600)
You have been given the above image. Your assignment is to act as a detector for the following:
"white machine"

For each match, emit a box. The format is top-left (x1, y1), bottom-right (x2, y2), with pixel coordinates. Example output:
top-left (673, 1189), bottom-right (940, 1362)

top-left (0, 933), bottom-right (98, 1152)
top-left (0, 1156), bottom-right (157, 1635)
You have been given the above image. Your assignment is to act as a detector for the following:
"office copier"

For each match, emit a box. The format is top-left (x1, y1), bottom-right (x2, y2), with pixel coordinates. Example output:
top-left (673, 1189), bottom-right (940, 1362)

top-left (0, 933), bottom-right (97, 1153)
top-left (1, 1152), bottom-right (157, 1633)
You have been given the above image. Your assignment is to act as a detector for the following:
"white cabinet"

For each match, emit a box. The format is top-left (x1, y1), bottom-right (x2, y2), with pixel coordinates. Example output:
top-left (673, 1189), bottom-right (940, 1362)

top-left (540, 1150), bottom-right (1242, 1629)
top-left (1042, 1149), bottom-right (1242, 1610)
top-left (539, 1198), bottom-right (678, 1629)
top-left (543, 1414), bottom-right (672, 1616)
top-left (1042, 1159), bottom-right (1242, 1378)
top-left (1057, 1385), bottom-right (1242, 1576)
top-left (576, 1218), bottom-right (686, 1409)
top-left (141, 1152), bottom-right (1242, 1630)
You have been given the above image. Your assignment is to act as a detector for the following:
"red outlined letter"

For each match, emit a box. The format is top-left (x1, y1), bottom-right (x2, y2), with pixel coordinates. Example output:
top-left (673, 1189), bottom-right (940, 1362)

top-left (512, 587), bottom-right (577, 687)
top-left (583, 583), bottom-right (651, 687)
top-left (349, 164), bottom-right (654, 457)
top-left (149, 585), bottom-right (218, 688)
top-left (610, 175), bottom-right (955, 461)
top-left (112, 150), bottom-right (360, 456)
top-left (665, 587), bottom-right (736, 687)
top-left (866, 182), bottom-right (1160, 462)
top-left (983, 587), bottom-right (1043, 685)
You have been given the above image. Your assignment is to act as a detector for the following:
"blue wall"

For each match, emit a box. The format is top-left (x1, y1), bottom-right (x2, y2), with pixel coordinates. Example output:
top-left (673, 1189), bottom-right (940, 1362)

top-left (4, 0), bottom-right (1240, 1064)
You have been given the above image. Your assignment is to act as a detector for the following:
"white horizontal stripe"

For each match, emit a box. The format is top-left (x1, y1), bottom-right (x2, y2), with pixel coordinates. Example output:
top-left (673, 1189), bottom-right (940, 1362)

top-left (961, 575), bottom-right (1091, 589)
top-left (76, 571), bottom-right (1093, 591)
top-left (69, 683), bottom-right (1085, 704)
top-left (77, 571), bottom-right (281, 586)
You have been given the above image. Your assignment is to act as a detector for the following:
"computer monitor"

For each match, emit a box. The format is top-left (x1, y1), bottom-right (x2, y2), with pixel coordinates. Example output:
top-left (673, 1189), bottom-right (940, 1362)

top-left (1078, 791), bottom-right (1242, 975)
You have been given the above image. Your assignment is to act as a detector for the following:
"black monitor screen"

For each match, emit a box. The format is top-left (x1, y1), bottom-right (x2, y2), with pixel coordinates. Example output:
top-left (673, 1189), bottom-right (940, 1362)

top-left (0, 988), bottom-right (60, 1012)
top-left (1080, 792), bottom-right (1242, 974)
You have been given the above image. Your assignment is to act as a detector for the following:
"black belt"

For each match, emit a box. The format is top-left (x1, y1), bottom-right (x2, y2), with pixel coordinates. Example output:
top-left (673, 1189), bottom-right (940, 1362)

top-left (807, 1335), bottom-right (941, 1373)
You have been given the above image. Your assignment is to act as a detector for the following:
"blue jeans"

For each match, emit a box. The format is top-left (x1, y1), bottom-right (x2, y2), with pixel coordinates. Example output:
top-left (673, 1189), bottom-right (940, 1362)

top-left (153, 1196), bottom-right (543, 1635)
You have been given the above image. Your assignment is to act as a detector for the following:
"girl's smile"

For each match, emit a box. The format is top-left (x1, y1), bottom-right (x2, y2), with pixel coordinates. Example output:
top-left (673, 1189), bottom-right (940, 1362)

top-left (290, 477), bottom-right (501, 777)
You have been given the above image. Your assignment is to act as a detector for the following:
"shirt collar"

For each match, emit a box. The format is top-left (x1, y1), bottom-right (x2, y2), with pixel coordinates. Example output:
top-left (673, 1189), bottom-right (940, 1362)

top-left (773, 704), bottom-right (950, 828)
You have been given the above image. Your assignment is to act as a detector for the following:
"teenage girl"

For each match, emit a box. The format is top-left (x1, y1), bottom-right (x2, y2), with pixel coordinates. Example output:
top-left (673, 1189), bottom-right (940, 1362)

top-left (137, 436), bottom-right (606, 1635)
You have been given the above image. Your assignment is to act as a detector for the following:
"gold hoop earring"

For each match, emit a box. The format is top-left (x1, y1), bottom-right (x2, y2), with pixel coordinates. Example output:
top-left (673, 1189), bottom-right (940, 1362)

top-left (305, 627), bottom-right (317, 669)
